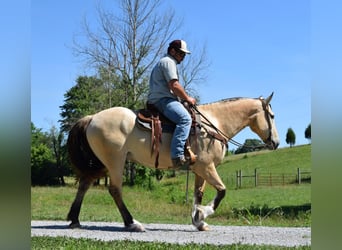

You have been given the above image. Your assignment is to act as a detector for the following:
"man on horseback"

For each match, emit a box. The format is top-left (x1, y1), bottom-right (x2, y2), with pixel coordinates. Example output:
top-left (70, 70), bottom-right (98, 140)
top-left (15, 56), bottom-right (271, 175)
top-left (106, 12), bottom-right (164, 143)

top-left (147, 39), bottom-right (196, 169)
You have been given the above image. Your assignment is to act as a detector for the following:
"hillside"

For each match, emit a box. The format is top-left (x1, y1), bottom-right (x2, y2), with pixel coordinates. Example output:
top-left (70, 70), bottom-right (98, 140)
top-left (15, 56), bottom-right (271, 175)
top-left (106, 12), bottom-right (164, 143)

top-left (164, 144), bottom-right (312, 191)
top-left (220, 144), bottom-right (311, 174)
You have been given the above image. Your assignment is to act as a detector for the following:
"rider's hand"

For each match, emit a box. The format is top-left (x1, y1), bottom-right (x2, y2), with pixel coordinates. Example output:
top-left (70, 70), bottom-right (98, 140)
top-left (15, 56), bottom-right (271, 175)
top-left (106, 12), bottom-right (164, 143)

top-left (186, 97), bottom-right (196, 106)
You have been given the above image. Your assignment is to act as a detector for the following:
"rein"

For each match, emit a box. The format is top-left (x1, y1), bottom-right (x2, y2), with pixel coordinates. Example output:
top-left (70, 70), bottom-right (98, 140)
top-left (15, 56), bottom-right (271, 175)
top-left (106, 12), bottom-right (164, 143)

top-left (191, 102), bottom-right (270, 150)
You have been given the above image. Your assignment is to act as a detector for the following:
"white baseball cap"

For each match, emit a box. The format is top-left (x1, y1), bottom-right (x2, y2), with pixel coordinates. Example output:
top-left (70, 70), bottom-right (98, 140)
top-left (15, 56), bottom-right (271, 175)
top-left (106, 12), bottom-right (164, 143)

top-left (169, 40), bottom-right (191, 54)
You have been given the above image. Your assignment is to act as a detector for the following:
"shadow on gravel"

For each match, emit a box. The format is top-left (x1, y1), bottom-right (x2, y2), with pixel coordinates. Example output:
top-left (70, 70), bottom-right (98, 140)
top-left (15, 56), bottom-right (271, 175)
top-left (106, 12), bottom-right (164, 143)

top-left (31, 224), bottom-right (127, 232)
top-left (146, 227), bottom-right (196, 233)
top-left (31, 225), bottom-right (69, 230)
top-left (32, 223), bottom-right (197, 233)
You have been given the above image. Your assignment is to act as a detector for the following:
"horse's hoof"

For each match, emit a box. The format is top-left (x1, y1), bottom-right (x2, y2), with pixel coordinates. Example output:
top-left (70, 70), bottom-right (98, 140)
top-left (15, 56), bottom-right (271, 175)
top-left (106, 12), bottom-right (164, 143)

top-left (69, 221), bottom-right (81, 229)
top-left (198, 224), bottom-right (210, 231)
top-left (126, 220), bottom-right (145, 232)
top-left (195, 221), bottom-right (211, 231)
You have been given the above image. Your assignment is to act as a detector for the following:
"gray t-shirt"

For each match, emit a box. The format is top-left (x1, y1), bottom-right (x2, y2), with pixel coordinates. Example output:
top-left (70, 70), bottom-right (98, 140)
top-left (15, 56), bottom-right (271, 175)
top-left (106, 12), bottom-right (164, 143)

top-left (148, 54), bottom-right (179, 104)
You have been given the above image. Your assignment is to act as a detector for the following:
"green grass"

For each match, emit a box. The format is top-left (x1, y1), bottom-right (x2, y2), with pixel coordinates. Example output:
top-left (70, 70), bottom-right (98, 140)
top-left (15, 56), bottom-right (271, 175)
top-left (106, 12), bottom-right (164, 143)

top-left (31, 145), bottom-right (311, 248)
top-left (31, 236), bottom-right (310, 250)
top-left (31, 181), bottom-right (310, 227)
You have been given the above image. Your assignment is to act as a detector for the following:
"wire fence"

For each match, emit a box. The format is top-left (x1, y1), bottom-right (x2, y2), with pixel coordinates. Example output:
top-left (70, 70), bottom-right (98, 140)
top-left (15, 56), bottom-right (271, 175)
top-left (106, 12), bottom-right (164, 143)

top-left (230, 168), bottom-right (311, 189)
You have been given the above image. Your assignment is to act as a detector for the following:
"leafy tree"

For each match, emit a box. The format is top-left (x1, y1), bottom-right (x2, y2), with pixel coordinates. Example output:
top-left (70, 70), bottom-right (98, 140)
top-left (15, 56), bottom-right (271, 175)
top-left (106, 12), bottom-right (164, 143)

top-left (97, 66), bottom-right (147, 109)
top-left (59, 76), bottom-right (107, 132)
top-left (235, 139), bottom-right (266, 154)
top-left (31, 123), bottom-right (60, 185)
top-left (305, 123), bottom-right (311, 141)
top-left (48, 125), bottom-right (71, 185)
top-left (286, 127), bottom-right (296, 147)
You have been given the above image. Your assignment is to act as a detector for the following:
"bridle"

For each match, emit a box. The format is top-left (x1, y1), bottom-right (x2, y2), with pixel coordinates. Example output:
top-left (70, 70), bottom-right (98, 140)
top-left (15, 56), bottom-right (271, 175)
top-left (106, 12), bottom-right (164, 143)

top-left (260, 97), bottom-right (275, 149)
top-left (191, 97), bottom-right (275, 150)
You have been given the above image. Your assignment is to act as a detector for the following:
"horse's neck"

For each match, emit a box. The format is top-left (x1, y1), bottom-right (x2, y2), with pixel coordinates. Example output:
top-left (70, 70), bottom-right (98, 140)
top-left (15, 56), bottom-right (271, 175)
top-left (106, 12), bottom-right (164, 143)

top-left (198, 98), bottom-right (257, 138)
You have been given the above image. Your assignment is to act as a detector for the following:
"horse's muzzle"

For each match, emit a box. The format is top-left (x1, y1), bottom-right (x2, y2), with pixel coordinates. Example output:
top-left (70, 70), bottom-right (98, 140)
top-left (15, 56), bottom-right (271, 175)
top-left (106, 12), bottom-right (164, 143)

top-left (271, 140), bottom-right (279, 150)
top-left (265, 138), bottom-right (279, 150)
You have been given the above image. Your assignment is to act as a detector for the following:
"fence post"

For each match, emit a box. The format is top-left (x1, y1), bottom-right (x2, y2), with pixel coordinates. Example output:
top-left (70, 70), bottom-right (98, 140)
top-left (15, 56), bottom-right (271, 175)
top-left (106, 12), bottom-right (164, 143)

top-left (236, 171), bottom-right (239, 189)
top-left (239, 170), bottom-right (242, 188)
top-left (254, 168), bottom-right (258, 187)
top-left (298, 168), bottom-right (301, 184)
top-left (236, 170), bottom-right (242, 189)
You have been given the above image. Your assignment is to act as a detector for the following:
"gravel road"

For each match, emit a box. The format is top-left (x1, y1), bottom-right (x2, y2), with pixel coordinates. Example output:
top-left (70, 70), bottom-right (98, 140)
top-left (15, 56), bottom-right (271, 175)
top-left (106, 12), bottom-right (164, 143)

top-left (31, 220), bottom-right (311, 247)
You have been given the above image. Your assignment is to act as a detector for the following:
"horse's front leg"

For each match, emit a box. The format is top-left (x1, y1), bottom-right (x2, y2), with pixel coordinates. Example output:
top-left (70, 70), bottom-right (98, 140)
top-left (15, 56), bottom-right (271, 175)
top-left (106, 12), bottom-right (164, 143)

top-left (194, 174), bottom-right (206, 205)
top-left (192, 175), bottom-right (213, 231)
top-left (191, 164), bottom-right (226, 231)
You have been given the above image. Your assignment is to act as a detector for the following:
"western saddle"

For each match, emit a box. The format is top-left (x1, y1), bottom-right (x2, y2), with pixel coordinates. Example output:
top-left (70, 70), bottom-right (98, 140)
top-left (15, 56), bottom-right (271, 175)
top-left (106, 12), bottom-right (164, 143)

top-left (136, 102), bottom-right (199, 168)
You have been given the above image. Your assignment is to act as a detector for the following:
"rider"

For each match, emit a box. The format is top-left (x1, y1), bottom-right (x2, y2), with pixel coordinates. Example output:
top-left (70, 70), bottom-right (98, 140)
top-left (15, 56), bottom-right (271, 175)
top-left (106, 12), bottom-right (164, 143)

top-left (147, 39), bottom-right (196, 168)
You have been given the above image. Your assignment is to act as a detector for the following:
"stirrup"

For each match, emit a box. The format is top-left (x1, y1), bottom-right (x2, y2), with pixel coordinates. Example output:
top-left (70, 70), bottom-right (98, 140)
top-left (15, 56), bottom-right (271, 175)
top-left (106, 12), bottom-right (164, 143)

top-left (186, 146), bottom-right (197, 164)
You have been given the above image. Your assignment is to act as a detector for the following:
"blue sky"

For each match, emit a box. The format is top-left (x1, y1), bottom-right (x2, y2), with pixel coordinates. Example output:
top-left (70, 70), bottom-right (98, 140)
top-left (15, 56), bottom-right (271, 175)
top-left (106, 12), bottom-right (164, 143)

top-left (31, 0), bottom-right (311, 149)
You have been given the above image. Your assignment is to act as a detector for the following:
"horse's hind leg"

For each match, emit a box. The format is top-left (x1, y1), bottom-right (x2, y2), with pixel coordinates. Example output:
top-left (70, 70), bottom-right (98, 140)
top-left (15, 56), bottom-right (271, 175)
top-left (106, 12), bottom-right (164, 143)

top-left (67, 177), bottom-right (92, 228)
top-left (107, 163), bottom-right (145, 232)
top-left (108, 184), bottom-right (145, 232)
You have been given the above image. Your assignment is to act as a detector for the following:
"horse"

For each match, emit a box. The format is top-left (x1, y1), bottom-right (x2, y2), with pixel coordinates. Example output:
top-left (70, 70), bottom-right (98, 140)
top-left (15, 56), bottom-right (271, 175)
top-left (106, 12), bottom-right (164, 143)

top-left (66, 93), bottom-right (279, 232)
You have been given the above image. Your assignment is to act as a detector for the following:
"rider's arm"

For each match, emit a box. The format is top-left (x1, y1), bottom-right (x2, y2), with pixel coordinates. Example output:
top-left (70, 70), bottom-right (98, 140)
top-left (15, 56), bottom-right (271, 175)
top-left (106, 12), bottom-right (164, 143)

top-left (168, 79), bottom-right (196, 105)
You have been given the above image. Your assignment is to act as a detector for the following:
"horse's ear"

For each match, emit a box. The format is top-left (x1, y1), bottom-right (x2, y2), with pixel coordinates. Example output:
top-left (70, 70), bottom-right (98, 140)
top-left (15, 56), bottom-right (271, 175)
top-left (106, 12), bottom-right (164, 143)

top-left (265, 92), bottom-right (274, 105)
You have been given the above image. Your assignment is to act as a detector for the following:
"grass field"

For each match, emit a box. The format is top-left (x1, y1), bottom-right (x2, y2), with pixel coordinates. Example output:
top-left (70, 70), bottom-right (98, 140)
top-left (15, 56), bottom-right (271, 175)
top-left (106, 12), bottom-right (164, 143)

top-left (31, 237), bottom-right (311, 250)
top-left (31, 144), bottom-right (311, 248)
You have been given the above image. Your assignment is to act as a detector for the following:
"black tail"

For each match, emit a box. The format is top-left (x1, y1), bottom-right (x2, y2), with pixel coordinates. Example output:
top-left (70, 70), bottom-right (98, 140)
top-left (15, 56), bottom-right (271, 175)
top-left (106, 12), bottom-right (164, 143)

top-left (67, 116), bottom-right (107, 182)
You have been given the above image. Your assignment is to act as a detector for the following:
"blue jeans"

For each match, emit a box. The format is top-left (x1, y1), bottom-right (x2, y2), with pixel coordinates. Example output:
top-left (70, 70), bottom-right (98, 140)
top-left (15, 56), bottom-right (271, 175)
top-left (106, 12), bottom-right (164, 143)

top-left (154, 98), bottom-right (192, 159)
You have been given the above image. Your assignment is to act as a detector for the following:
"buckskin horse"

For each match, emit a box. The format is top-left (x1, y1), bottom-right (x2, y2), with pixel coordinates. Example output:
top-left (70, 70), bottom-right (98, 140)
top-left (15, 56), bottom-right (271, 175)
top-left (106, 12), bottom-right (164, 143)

top-left (66, 93), bottom-right (279, 231)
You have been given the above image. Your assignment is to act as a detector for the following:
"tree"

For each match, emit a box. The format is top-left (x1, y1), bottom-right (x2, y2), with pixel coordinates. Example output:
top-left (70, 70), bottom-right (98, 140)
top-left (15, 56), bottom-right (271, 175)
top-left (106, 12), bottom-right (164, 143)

top-left (72, 0), bottom-right (209, 106)
top-left (179, 43), bottom-right (210, 100)
top-left (72, 0), bottom-right (180, 108)
top-left (59, 76), bottom-right (107, 132)
top-left (235, 139), bottom-right (266, 154)
top-left (31, 122), bottom-right (60, 185)
top-left (286, 128), bottom-right (296, 147)
top-left (305, 123), bottom-right (311, 141)
top-left (48, 125), bottom-right (70, 185)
